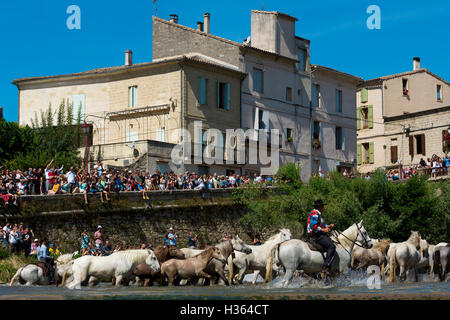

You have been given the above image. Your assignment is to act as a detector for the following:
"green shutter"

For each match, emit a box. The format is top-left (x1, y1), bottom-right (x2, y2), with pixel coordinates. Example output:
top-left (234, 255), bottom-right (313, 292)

top-left (361, 88), bottom-right (368, 103)
top-left (369, 142), bottom-right (375, 164)
top-left (199, 78), bottom-right (206, 105)
top-left (356, 107), bottom-right (361, 131)
top-left (225, 83), bottom-right (230, 110)
top-left (357, 144), bottom-right (362, 165)
top-left (368, 106), bottom-right (374, 129)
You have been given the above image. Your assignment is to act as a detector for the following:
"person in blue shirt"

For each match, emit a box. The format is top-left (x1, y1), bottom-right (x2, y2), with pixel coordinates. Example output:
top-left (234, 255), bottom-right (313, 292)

top-left (40, 239), bottom-right (55, 283)
top-left (167, 228), bottom-right (177, 247)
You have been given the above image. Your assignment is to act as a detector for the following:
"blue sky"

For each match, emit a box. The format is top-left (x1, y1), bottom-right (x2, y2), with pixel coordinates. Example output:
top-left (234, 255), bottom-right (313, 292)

top-left (1, 0), bottom-right (449, 122)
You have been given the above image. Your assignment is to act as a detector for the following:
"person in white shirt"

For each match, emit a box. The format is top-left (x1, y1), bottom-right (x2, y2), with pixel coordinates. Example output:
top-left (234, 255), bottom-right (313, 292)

top-left (66, 167), bottom-right (77, 193)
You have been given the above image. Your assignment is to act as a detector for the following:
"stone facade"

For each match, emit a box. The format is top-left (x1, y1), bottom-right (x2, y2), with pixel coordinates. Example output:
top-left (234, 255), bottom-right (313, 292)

top-left (357, 60), bottom-right (450, 173)
top-left (152, 11), bottom-right (361, 181)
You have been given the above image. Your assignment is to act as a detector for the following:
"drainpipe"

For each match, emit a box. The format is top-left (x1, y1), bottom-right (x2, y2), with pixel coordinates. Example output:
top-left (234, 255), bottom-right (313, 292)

top-left (309, 68), bottom-right (317, 179)
top-left (179, 63), bottom-right (184, 173)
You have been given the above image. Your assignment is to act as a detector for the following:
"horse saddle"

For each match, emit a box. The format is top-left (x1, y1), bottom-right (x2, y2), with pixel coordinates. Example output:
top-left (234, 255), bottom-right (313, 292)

top-left (305, 238), bottom-right (327, 253)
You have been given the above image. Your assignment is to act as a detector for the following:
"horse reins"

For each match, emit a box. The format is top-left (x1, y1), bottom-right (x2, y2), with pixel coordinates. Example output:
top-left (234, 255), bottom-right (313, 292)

top-left (331, 224), bottom-right (370, 256)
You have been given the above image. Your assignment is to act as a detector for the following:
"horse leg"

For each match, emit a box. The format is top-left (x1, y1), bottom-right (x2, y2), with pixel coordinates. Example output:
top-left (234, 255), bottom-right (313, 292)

top-left (282, 269), bottom-right (294, 288)
top-left (88, 276), bottom-right (98, 287)
top-left (143, 278), bottom-right (150, 287)
top-left (115, 275), bottom-right (123, 287)
top-left (399, 265), bottom-right (406, 282)
top-left (217, 270), bottom-right (229, 286)
top-left (252, 270), bottom-right (261, 285)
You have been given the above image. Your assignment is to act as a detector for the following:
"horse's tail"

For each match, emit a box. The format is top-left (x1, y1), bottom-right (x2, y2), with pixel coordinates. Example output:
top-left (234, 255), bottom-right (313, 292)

top-left (389, 246), bottom-right (397, 283)
top-left (227, 255), bottom-right (234, 285)
top-left (432, 249), bottom-right (440, 278)
top-left (264, 243), bottom-right (280, 285)
top-left (10, 266), bottom-right (24, 286)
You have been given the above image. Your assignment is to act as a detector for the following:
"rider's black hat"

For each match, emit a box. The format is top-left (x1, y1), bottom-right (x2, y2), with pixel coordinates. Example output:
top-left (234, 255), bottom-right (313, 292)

top-left (313, 199), bottom-right (325, 208)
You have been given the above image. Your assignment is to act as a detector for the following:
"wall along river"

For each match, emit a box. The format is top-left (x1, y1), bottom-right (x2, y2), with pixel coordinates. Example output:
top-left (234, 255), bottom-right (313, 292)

top-left (0, 272), bottom-right (448, 300)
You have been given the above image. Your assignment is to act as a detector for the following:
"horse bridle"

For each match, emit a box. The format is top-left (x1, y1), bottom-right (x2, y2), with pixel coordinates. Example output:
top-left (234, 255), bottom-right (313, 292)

top-left (331, 223), bottom-right (370, 256)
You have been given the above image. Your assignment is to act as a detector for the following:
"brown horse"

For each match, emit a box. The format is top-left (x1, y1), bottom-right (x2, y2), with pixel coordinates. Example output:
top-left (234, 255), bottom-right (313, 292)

top-left (161, 247), bottom-right (226, 286)
top-left (133, 246), bottom-right (185, 286)
top-left (351, 239), bottom-right (391, 274)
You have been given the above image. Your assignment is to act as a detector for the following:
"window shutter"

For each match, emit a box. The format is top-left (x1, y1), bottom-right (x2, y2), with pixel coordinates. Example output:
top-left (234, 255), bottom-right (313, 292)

top-left (341, 128), bottom-right (345, 151)
top-left (421, 134), bottom-right (426, 156)
top-left (369, 142), bottom-right (375, 164)
top-left (254, 107), bottom-right (259, 130)
top-left (361, 88), bottom-right (368, 103)
top-left (217, 81), bottom-right (220, 108)
top-left (357, 144), bottom-right (362, 165)
top-left (262, 110), bottom-right (270, 132)
top-left (356, 107), bottom-right (361, 131)
top-left (368, 106), bottom-right (374, 129)
top-left (409, 136), bottom-right (414, 156)
top-left (72, 94), bottom-right (85, 123)
top-left (391, 146), bottom-right (398, 164)
top-left (199, 78), bottom-right (206, 105)
top-left (129, 87), bottom-right (133, 107)
top-left (225, 83), bottom-right (231, 110)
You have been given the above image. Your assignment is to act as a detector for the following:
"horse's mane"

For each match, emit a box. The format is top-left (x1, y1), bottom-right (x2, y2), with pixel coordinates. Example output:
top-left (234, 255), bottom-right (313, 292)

top-left (56, 254), bottom-right (74, 264)
top-left (113, 249), bottom-right (151, 261)
top-left (407, 231), bottom-right (421, 244)
top-left (266, 229), bottom-right (290, 243)
top-left (198, 247), bottom-right (215, 258)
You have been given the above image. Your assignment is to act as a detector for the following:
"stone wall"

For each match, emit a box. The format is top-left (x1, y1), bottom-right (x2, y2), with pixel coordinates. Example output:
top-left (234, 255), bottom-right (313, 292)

top-left (0, 189), bottom-right (270, 252)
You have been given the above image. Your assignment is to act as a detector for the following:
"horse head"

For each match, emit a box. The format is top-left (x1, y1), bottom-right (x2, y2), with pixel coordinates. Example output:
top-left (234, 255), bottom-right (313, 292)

top-left (409, 231), bottom-right (422, 250)
top-left (168, 246), bottom-right (186, 259)
top-left (357, 220), bottom-right (373, 249)
top-left (212, 247), bottom-right (227, 264)
top-left (279, 229), bottom-right (292, 243)
top-left (231, 236), bottom-right (252, 254)
top-left (145, 250), bottom-right (160, 272)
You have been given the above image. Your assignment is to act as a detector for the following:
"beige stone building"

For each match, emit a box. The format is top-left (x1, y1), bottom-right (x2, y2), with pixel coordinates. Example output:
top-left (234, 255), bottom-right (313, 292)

top-left (13, 54), bottom-right (245, 174)
top-left (152, 11), bottom-right (362, 180)
top-left (356, 58), bottom-right (450, 173)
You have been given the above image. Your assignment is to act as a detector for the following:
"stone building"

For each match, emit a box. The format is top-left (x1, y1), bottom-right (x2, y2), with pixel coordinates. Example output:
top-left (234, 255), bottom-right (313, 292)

top-left (356, 58), bottom-right (450, 173)
top-left (13, 54), bottom-right (245, 174)
top-left (152, 10), bottom-right (361, 180)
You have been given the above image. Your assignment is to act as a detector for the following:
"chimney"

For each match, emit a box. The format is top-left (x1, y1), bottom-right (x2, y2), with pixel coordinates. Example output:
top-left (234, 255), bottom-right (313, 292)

top-left (169, 14), bottom-right (179, 24)
top-left (413, 57), bottom-right (421, 71)
top-left (204, 13), bottom-right (210, 34)
top-left (125, 50), bottom-right (133, 66)
top-left (197, 21), bottom-right (204, 32)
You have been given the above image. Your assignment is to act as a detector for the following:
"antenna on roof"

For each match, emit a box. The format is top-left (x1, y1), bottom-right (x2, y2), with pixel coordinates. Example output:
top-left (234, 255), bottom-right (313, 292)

top-left (153, 0), bottom-right (158, 17)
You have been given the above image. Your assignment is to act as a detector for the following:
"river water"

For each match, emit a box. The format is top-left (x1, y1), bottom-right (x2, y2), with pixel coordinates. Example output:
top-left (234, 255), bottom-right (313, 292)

top-left (0, 272), bottom-right (448, 300)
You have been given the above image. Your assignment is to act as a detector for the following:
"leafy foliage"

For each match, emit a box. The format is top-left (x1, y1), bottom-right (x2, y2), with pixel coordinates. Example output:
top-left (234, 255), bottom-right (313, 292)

top-left (0, 100), bottom-right (82, 169)
top-left (235, 165), bottom-right (449, 244)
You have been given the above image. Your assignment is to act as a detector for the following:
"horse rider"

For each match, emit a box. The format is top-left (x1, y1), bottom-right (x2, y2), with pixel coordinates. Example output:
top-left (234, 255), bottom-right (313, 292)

top-left (39, 239), bottom-right (55, 283)
top-left (307, 200), bottom-right (336, 275)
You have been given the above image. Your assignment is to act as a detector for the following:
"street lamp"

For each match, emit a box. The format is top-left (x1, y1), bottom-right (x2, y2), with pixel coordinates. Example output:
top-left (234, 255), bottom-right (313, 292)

top-left (81, 123), bottom-right (92, 172)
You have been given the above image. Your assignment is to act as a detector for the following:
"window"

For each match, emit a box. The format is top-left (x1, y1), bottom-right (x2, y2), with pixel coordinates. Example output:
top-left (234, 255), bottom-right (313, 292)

top-left (437, 85), bottom-right (442, 101)
top-left (72, 94), bottom-right (85, 124)
top-left (254, 107), bottom-right (269, 131)
top-left (285, 128), bottom-right (293, 143)
top-left (336, 89), bottom-right (342, 113)
top-left (129, 86), bottom-right (138, 107)
top-left (414, 134), bottom-right (426, 155)
top-left (402, 79), bottom-right (409, 96)
top-left (217, 82), bottom-right (230, 110)
top-left (198, 77), bottom-right (208, 105)
top-left (358, 143), bottom-right (374, 165)
top-left (336, 127), bottom-right (344, 150)
top-left (361, 108), bottom-right (369, 129)
top-left (391, 146), bottom-right (398, 164)
top-left (312, 84), bottom-right (320, 107)
top-left (286, 87), bottom-right (292, 101)
top-left (253, 68), bottom-right (264, 93)
top-left (297, 49), bottom-right (306, 71)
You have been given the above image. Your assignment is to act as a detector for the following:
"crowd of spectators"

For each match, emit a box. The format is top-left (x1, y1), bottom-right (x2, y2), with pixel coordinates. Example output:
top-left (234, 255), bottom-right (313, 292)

top-left (386, 153), bottom-right (449, 181)
top-left (0, 160), bottom-right (276, 206)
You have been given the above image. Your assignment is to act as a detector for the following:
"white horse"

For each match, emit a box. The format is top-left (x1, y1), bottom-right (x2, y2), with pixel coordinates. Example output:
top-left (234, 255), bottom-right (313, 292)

top-left (10, 264), bottom-right (52, 286)
top-left (387, 231), bottom-right (422, 283)
top-left (272, 221), bottom-right (372, 287)
top-left (417, 239), bottom-right (431, 272)
top-left (228, 229), bottom-right (292, 285)
top-left (67, 249), bottom-right (160, 290)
